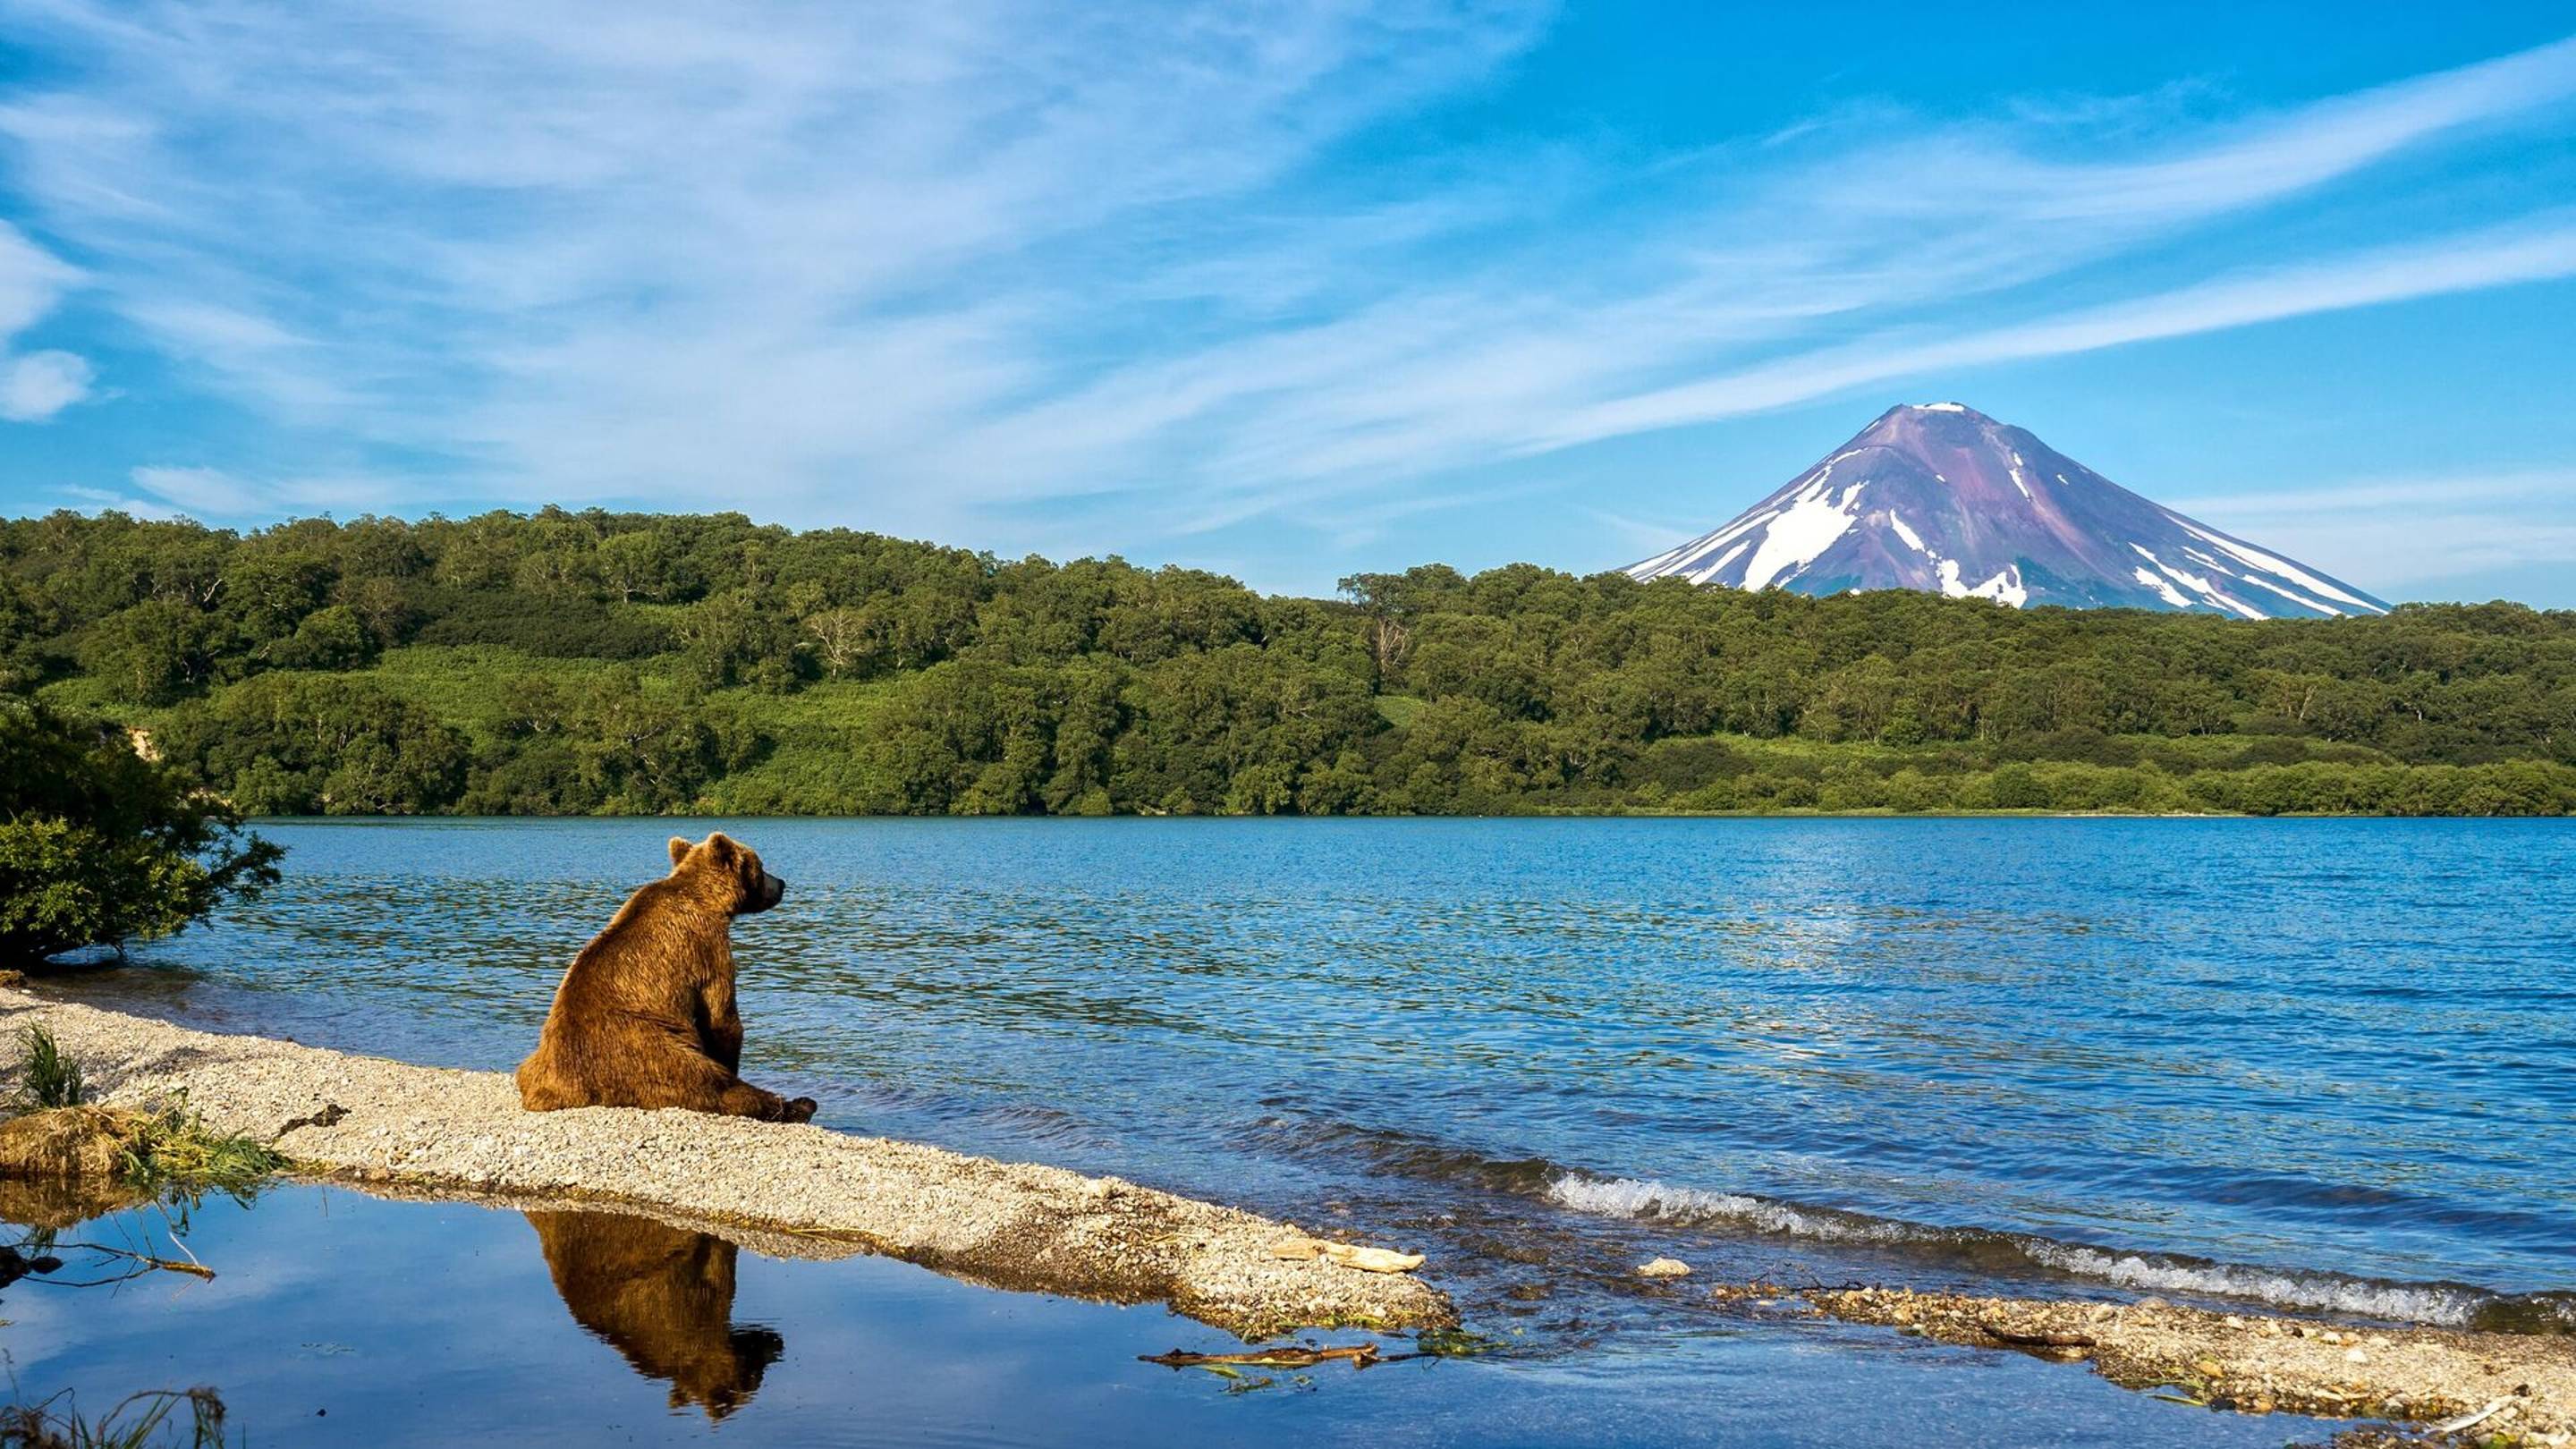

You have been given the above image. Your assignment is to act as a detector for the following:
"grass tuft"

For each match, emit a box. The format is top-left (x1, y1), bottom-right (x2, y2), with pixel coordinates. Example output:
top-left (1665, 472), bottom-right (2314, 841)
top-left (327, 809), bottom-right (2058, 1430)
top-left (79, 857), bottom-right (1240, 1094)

top-left (118, 1094), bottom-right (285, 1199)
top-left (8, 1026), bottom-right (85, 1112)
top-left (3, 1032), bottom-right (283, 1201)
top-left (0, 1385), bottom-right (229, 1449)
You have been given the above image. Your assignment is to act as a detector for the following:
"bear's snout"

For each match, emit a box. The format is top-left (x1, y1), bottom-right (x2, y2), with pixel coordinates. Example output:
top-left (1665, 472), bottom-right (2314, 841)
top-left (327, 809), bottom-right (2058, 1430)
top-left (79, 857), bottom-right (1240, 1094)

top-left (748, 873), bottom-right (786, 912)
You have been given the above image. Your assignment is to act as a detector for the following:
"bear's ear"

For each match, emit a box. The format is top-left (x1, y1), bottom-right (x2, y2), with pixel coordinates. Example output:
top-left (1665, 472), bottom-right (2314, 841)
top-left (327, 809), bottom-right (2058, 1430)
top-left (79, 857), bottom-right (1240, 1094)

top-left (668, 836), bottom-right (693, 869)
top-left (704, 832), bottom-right (739, 863)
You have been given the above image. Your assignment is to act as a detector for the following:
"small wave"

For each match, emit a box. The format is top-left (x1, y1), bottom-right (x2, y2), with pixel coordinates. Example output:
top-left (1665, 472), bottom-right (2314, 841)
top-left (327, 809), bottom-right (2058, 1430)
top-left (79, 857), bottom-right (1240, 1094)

top-left (1546, 1175), bottom-right (1912, 1245)
top-left (1228, 1113), bottom-right (1564, 1197)
top-left (1544, 1174), bottom-right (2574, 1332)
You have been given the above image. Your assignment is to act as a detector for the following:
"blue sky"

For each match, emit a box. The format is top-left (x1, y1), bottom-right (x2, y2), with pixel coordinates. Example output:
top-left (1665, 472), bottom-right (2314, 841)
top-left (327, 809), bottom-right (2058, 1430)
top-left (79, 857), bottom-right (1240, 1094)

top-left (2, 2), bottom-right (2573, 605)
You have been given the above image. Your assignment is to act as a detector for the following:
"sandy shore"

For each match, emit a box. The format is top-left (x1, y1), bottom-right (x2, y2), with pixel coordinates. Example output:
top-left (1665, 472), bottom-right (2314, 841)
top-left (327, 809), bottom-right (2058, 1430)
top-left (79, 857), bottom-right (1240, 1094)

top-left (0, 989), bottom-right (1452, 1339)
top-left (1711, 1283), bottom-right (2574, 1444)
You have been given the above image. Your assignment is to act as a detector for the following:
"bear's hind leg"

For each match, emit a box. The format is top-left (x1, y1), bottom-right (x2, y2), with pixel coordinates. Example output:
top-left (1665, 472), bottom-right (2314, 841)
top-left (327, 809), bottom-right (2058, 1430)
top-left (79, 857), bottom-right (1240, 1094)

top-left (707, 1077), bottom-right (814, 1124)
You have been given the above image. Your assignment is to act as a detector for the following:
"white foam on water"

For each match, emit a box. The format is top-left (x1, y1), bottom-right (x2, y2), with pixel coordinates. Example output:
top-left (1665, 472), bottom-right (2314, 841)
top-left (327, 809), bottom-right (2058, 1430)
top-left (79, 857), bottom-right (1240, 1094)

top-left (1545, 1175), bottom-right (1912, 1243)
top-left (1544, 1174), bottom-right (2503, 1326)
top-left (2024, 1245), bottom-right (2487, 1326)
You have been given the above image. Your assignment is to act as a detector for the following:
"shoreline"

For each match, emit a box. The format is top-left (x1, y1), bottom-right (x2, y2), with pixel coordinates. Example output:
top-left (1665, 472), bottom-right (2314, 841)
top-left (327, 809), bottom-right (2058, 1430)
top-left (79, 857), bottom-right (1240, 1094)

top-left (0, 989), bottom-right (1453, 1340)
top-left (219, 810), bottom-right (2575, 822)
top-left (13, 987), bottom-right (2576, 1442)
top-left (1712, 1283), bottom-right (2574, 1443)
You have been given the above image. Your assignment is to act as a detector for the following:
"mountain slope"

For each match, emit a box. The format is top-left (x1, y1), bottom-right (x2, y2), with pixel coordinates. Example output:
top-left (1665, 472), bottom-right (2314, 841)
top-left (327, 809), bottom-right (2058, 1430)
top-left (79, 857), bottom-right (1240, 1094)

top-left (1625, 403), bottom-right (2389, 618)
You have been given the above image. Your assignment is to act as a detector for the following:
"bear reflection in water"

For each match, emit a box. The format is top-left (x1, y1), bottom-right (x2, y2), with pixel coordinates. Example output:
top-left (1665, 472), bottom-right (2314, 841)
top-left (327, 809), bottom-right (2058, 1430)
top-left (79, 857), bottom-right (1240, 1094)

top-left (526, 1209), bottom-right (785, 1419)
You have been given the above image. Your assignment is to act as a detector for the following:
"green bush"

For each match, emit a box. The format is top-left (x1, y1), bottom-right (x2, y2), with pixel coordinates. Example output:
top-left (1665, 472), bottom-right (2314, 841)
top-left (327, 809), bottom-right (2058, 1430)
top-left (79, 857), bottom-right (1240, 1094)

top-left (412, 588), bottom-right (673, 659)
top-left (0, 701), bottom-right (280, 962)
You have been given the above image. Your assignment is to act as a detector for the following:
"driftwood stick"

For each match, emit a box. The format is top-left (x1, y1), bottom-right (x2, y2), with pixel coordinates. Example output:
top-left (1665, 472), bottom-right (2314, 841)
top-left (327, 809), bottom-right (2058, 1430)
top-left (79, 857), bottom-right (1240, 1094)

top-left (2429, 1399), bottom-right (2511, 1436)
top-left (35, 1238), bottom-right (218, 1284)
top-left (1141, 1343), bottom-right (1383, 1371)
top-left (1976, 1318), bottom-right (2096, 1349)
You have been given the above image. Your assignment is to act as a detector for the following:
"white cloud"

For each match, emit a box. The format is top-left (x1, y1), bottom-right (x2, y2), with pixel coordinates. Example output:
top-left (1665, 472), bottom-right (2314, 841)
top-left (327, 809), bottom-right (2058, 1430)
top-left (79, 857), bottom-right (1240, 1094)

top-left (0, 222), bottom-right (77, 332)
top-left (123, 462), bottom-right (402, 520)
top-left (1582, 505), bottom-right (1704, 557)
top-left (2165, 470), bottom-right (2576, 591)
top-left (0, 219), bottom-right (92, 421)
top-left (58, 484), bottom-right (183, 520)
top-left (127, 464), bottom-right (261, 515)
top-left (1800, 32), bottom-right (2576, 227)
top-left (2165, 470), bottom-right (2576, 516)
top-left (0, 7), bottom-right (2572, 545)
top-left (1, 347), bottom-right (91, 419)
top-left (1535, 218), bottom-right (2576, 451)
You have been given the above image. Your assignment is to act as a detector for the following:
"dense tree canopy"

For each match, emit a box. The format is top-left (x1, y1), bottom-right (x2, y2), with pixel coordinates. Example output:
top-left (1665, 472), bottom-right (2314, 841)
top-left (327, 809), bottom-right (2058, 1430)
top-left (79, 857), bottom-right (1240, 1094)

top-left (4, 507), bottom-right (2572, 818)
top-left (0, 698), bottom-right (281, 962)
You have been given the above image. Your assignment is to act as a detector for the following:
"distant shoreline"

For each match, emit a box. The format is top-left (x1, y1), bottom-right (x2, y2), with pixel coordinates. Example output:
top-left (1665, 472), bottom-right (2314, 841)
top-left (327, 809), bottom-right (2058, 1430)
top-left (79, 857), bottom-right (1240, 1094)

top-left (222, 808), bottom-right (2574, 822)
top-left (17, 513), bottom-right (2568, 822)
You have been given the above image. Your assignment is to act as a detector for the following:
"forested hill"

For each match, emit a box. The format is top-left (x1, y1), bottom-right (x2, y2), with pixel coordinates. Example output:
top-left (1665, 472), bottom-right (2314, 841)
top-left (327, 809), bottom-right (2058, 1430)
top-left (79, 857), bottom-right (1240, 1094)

top-left (4, 508), bottom-right (2572, 817)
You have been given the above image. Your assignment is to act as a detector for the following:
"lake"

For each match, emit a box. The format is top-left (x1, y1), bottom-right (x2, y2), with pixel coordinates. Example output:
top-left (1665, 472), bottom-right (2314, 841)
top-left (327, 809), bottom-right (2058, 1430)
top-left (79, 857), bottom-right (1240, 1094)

top-left (19, 817), bottom-right (2576, 1442)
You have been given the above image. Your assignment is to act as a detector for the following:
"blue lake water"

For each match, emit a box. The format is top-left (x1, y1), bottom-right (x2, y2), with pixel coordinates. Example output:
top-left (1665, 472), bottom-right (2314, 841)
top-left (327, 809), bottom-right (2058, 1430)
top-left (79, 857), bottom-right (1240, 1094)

top-left (21, 817), bottom-right (2576, 1442)
top-left (2, 1184), bottom-right (2307, 1448)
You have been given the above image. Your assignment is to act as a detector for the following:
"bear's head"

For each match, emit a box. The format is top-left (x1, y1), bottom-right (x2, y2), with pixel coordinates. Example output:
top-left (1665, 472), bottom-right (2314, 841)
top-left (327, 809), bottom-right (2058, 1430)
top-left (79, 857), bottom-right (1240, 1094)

top-left (667, 833), bottom-right (787, 915)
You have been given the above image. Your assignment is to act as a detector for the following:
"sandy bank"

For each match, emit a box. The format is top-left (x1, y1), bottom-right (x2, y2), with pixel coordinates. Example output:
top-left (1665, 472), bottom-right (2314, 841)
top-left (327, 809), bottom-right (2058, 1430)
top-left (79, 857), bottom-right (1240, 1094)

top-left (1713, 1283), bottom-right (2573, 1443)
top-left (0, 990), bottom-right (1452, 1339)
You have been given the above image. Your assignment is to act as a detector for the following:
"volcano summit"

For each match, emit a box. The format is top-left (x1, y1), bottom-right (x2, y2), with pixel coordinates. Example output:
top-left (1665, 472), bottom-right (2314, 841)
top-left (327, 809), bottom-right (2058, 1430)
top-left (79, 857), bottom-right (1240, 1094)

top-left (1625, 404), bottom-right (2388, 619)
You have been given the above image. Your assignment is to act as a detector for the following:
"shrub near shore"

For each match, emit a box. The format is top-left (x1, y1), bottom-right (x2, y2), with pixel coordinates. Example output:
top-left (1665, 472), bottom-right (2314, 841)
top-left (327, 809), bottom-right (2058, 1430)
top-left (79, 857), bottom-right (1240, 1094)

top-left (4, 509), bottom-right (2572, 817)
top-left (0, 699), bottom-right (279, 963)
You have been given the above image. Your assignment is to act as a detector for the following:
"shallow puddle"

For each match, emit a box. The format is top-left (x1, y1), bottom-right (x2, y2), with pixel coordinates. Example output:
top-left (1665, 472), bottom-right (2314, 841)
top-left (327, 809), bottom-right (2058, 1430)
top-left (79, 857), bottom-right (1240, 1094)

top-left (3, 1183), bottom-right (2342, 1446)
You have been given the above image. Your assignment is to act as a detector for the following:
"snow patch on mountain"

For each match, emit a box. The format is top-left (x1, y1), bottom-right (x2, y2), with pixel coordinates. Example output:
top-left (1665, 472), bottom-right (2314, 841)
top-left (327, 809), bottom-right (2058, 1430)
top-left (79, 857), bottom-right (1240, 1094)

top-left (1741, 481), bottom-right (1865, 590)
top-left (1625, 403), bottom-right (2388, 620)
top-left (1939, 558), bottom-right (2029, 606)
top-left (2132, 567), bottom-right (2192, 608)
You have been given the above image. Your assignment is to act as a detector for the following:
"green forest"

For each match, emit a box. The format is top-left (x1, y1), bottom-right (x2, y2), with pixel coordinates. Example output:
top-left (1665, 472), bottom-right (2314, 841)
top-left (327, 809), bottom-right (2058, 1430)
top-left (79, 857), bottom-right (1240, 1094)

top-left (4, 507), bottom-right (2572, 818)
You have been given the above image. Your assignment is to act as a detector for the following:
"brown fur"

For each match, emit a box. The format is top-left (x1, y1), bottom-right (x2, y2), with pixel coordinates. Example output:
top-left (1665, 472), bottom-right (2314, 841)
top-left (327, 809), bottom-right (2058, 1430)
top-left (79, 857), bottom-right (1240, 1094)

top-left (526, 1209), bottom-right (784, 1419)
top-left (515, 833), bottom-right (816, 1123)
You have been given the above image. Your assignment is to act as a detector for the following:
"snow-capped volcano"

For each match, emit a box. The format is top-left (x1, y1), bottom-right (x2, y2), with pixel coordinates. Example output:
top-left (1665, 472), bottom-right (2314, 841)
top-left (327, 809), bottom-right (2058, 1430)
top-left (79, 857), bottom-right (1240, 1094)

top-left (1625, 403), bottom-right (2389, 618)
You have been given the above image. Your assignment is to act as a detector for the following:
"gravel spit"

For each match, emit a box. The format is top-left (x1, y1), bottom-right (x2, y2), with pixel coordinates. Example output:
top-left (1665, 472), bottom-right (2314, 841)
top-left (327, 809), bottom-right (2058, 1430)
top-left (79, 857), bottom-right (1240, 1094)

top-left (1714, 1283), bottom-right (2575, 1442)
top-left (1, 990), bottom-right (1453, 1339)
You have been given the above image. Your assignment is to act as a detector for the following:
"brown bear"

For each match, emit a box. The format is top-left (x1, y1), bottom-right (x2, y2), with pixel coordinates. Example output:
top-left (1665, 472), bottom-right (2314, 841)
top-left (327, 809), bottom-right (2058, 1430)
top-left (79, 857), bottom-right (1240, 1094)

top-left (516, 833), bottom-right (816, 1123)
top-left (526, 1208), bottom-right (784, 1419)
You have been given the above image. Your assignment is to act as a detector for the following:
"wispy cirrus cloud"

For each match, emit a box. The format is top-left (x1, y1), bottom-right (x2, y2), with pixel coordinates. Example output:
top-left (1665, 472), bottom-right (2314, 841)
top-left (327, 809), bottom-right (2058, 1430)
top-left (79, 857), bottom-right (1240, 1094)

top-left (2165, 470), bottom-right (2576, 517)
top-left (0, 218), bottom-right (89, 419)
top-left (1534, 216), bottom-right (2576, 453)
top-left (0, 4), bottom-right (2572, 572)
top-left (2166, 470), bottom-right (2576, 589)
top-left (118, 463), bottom-right (399, 519)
